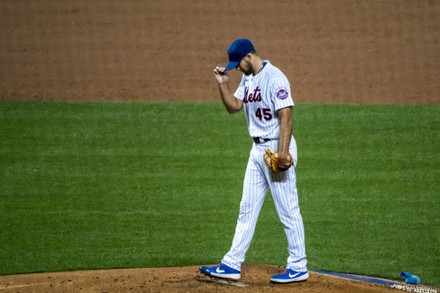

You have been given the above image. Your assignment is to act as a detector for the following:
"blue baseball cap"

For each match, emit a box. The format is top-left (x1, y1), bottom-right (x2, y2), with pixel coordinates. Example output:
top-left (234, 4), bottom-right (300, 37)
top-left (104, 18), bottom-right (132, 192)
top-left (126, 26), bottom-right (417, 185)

top-left (225, 39), bottom-right (255, 71)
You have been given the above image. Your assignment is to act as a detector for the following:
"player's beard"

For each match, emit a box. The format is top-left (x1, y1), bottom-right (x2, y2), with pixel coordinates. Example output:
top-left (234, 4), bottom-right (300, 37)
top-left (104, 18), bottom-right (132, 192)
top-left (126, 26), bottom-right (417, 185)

top-left (235, 59), bottom-right (254, 76)
top-left (240, 63), bottom-right (254, 76)
top-left (243, 68), bottom-right (253, 76)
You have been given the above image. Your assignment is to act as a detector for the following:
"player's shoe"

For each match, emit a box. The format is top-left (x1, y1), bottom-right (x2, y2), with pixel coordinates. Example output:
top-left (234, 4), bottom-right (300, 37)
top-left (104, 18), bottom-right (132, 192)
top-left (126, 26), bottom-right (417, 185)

top-left (270, 269), bottom-right (309, 283)
top-left (199, 264), bottom-right (241, 280)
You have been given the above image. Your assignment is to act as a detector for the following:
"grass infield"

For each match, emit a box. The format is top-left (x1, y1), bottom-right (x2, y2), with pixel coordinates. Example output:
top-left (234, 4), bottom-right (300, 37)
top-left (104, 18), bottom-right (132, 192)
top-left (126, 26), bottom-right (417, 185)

top-left (0, 102), bottom-right (439, 285)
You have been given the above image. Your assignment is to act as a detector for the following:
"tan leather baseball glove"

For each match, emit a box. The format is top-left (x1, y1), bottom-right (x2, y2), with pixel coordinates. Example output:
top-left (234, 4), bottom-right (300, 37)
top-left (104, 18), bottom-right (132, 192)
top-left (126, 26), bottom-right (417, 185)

top-left (264, 148), bottom-right (293, 173)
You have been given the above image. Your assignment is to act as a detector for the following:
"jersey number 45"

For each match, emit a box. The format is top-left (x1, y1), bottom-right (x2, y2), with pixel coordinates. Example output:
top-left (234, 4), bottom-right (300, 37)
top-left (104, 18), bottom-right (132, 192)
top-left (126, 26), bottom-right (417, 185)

top-left (255, 108), bottom-right (273, 121)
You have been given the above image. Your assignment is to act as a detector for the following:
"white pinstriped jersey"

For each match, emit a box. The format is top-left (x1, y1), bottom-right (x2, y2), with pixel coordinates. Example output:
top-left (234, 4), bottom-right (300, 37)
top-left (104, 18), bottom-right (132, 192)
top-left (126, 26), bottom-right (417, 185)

top-left (234, 60), bottom-right (294, 139)
top-left (221, 60), bottom-right (307, 273)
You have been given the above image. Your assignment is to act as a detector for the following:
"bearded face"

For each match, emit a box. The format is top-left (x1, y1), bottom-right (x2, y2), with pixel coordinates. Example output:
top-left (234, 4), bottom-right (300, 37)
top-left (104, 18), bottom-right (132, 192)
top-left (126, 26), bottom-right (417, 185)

top-left (235, 56), bottom-right (254, 76)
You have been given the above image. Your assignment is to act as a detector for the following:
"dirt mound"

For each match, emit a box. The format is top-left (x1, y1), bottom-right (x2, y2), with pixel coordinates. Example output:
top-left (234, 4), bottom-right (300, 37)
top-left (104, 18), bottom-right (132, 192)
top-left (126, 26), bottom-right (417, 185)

top-left (0, 264), bottom-right (399, 293)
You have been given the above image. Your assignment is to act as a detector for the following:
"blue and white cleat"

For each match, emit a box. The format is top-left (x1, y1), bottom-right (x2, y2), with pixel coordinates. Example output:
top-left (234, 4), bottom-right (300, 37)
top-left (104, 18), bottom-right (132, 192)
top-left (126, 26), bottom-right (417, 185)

top-left (199, 264), bottom-right (241, 280)
top-left (270, 269), bottom-right (309, 283)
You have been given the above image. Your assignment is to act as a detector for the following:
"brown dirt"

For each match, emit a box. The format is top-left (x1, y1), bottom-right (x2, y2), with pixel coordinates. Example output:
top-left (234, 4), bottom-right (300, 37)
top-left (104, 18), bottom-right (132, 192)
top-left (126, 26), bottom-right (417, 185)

top-left (0, 264), bottom-right (402, 293)
top-left (0, 1), bottom-right (439, 292)
top-left (0, 0), bottom-right (439, 103)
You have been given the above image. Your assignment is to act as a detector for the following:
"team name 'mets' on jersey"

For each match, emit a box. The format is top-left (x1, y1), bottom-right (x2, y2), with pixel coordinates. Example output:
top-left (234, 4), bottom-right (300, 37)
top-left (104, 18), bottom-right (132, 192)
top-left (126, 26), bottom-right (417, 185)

top-left (233, 60), bottom-right (294, 139)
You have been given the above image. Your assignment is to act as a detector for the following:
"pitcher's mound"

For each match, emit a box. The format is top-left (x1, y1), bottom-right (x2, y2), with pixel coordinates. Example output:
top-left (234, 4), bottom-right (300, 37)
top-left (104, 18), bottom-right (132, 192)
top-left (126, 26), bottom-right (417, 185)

top-left (0, 264), bottom-right (400, 292)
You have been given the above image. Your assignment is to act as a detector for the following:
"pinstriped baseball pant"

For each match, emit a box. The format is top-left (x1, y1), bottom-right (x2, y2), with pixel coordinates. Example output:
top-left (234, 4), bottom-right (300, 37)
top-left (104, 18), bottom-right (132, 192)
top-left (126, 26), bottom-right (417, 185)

top-left (221, 137), bottom-right (307, 272)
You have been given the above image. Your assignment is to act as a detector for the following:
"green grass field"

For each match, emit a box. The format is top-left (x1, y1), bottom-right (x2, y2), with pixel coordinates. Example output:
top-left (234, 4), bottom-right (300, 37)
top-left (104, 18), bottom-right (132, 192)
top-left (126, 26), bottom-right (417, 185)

top-left (0, 102), bottom-right (439, 285)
